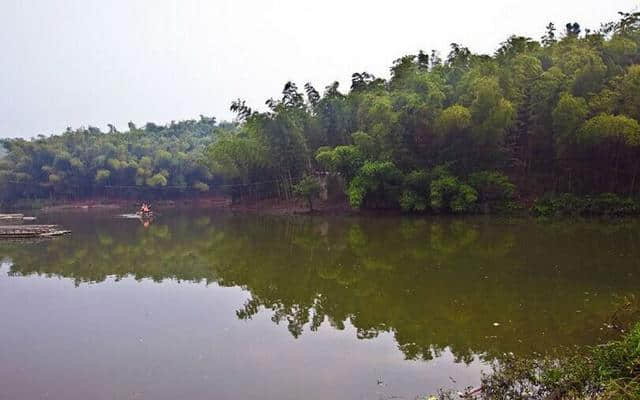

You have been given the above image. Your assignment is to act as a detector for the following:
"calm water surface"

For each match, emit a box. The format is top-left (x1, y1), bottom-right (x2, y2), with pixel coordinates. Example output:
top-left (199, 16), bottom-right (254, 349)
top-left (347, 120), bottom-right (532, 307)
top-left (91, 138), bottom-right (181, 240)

top-left (1, 211), bottom-right (639, 400)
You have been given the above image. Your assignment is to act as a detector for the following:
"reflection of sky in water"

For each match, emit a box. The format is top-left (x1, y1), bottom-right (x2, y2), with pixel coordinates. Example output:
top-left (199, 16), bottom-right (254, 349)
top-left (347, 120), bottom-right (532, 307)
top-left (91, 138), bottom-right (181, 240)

top-left (0, 269), bottom-right (483, 400)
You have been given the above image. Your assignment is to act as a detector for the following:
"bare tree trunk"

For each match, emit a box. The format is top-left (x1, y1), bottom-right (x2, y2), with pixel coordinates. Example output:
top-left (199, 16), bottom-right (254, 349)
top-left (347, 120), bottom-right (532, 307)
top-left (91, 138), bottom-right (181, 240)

top-left (610, 141), bottom-right (621, 193)
top-left (631, 157), bottom-right (640, 195)
top-left (287, 169), bottom-right (294, 200)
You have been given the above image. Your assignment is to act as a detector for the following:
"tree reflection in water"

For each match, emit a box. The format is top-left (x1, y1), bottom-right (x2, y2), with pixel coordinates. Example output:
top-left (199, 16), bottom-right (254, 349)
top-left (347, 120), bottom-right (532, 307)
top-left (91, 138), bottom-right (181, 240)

top-left (2, 212), bottom-right (640, 364)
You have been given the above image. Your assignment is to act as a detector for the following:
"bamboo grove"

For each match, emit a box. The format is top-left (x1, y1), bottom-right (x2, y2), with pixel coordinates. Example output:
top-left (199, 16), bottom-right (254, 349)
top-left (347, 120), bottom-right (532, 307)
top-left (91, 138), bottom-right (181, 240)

top-left (2, 12), bottom-right (640, 213)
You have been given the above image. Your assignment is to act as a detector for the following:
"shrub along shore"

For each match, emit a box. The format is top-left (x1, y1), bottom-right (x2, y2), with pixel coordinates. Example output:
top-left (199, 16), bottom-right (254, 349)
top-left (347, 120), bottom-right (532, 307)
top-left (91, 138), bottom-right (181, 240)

top-left (434, 321), bottom-right (640, 399)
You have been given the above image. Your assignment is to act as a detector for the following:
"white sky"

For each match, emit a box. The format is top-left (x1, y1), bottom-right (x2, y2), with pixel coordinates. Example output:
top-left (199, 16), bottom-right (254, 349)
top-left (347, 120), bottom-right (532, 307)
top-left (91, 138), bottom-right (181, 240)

top-left (1, 0), bottom-right (638, 138)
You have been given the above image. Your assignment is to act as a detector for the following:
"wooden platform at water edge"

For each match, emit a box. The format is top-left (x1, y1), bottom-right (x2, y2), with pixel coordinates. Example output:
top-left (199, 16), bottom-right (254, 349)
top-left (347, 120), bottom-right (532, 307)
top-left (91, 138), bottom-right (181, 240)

top-left (0, 214), bottom-right (37, 223)
top-left (0, 224), bottom-right (71, 239)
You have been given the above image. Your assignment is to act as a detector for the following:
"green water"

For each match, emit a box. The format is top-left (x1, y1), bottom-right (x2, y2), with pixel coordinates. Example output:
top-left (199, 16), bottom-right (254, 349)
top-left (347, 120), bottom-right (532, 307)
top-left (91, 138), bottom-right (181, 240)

top-left (1, 211), bottom-right (639, 399)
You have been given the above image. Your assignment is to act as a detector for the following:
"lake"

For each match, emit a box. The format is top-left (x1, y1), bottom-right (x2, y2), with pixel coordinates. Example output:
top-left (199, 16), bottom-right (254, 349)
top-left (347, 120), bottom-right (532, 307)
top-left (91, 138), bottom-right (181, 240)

top-left (1, 211), bottom-right (639, 400)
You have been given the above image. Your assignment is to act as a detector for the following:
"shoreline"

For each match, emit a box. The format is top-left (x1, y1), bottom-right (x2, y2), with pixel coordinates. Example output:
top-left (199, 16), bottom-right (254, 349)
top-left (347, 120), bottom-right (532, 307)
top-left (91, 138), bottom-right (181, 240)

top-left (6, 196), bottom-right (357, 217)
top-left (5, 193), bottom-right (640, 219)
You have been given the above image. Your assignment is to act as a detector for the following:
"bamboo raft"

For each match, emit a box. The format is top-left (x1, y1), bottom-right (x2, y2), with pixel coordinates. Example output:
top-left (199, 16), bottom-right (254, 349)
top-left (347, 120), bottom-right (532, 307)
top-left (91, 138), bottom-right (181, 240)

top-left (0, 224), bottom-right (71, 239)
top-left (0, 214), bottom-right (37, 224)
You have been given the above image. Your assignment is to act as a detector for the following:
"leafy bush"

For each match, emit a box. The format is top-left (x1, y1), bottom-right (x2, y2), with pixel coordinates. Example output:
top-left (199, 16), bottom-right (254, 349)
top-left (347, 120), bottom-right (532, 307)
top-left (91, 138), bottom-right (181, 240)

top-left (468, 171), bottom-right (516, 212)
top-left (400, 190), bottom-right (427, 212)
top-left (478, 322), bottom-right (640, 399)
top-left (347, 161), bottom-right (402, 208)
top-left (533, 193), bottom-right (640, 217)
top-left (95, 169), bottom-right (111, 183)
top-left (193, 181), bottom-right (210, 192)
top-left (430, 172), bottom-right (478, 214)
top-left (400, 170), bottom-right (431, 212)
top-left (587, 193), bottom-right (640, 215)
top-left (315, 145), bottom-right (364, 181)
top-left (146, 173), bottom-right (168, 187)
top-left (293, 174), bottom-right (323, 211)
top-left (532, 193), bottom-right (582, 216)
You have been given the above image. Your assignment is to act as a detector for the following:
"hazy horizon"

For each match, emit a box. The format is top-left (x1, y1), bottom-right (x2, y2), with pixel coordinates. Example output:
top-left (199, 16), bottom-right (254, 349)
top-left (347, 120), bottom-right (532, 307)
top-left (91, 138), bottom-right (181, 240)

top-left (1, 0), bottom-right (638, 139)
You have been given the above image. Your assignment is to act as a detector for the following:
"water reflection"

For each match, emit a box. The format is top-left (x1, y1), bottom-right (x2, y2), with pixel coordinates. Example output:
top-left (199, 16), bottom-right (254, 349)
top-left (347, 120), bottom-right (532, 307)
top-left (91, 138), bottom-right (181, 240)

top-left (2, 212), bottom-right (639, 365)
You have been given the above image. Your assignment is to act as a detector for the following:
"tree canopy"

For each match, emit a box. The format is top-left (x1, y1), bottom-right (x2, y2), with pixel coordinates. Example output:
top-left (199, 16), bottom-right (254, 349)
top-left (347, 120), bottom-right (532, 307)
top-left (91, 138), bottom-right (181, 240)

top-left (2, 11), bottom-right (640, 212)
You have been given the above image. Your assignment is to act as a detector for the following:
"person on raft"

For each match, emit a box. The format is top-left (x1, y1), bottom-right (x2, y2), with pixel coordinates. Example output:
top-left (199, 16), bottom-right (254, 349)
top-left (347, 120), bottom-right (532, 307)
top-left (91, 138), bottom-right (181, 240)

top-left (140, 203), bottom-right (151, 214)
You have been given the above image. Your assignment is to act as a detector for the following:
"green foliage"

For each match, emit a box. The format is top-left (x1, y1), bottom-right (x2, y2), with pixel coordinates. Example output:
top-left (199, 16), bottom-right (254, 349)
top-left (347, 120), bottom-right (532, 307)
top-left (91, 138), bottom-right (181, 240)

top-left (3, 12), bottom-right (640, 213)
top-left (315, 145), bottom-right (363, 181)
top-left (580, 114), bottom-right (640, 146)
top-left (399, 190), bottom-right (427, 212)
top-left (469, 171), bottom-right (515, 200)
top-left (400, 170), bottom-right (431, 212)
top-left (0, 116), bottom-right (223, 203)
top-left (468, 171), bottom-right (516, 212)
top-left (430, 172), bottom-right (478, 214)
top-left (552, 92), bottom-right (589, 152)
top-left (347, 161), bottom-right (403, 208)
top-left (553, 38), bottom-right (607, 96)
top-left (435, 105), bottom-right (471, 137)
top-left (618, 65), bottom-right (640, 120)
top-left (205, 130), bottom-right (268, 181)
top-left (293, 174), bottom-right (323, 211)
top-left (480, 323), bottom-right (640, 399)
top-left (147, 173), bottom-right (168, 187)
top-left (533, 193), bottom-right (640, 216)
top-left (193, 181), bottom-right (209, 192)
top-left (604, 36), bottom-right (639, 66)
top-left (95, 169), bottom-right (111, 184)
top-left (469, 77), bottom-right (515, 147)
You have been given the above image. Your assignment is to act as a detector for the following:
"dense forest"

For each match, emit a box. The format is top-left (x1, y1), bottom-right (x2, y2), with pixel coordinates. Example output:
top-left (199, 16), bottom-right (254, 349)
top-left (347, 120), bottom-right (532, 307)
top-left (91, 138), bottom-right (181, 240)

top-left (0, 117), bottom-right (229, 202)
top-left (2, 11), bottom-right (640, 213)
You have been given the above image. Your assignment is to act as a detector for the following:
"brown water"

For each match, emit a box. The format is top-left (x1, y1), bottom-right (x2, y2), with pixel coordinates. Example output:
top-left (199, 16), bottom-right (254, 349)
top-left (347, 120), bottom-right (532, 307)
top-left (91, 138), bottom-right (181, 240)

top-left (1, 211), bottom-right (639, 400)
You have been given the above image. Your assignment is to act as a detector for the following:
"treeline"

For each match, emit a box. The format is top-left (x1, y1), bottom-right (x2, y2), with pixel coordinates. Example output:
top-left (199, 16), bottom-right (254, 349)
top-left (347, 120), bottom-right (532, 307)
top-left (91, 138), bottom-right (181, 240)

top-left (0, 117), bottom-right (232, 203)
top-left (2, 12), bottom-right (640, 212)
top-left (210, 11), bottom-right (640, 213)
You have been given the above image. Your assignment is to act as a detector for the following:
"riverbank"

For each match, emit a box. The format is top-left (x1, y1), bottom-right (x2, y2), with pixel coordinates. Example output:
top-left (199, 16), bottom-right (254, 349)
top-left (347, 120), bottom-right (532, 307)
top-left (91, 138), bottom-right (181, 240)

top-left (2, 195), bottom-right (355, 216)
top-left (4, 192), bottom-right (640, 218)
top-left (4, 196), bottom-right (232, 213)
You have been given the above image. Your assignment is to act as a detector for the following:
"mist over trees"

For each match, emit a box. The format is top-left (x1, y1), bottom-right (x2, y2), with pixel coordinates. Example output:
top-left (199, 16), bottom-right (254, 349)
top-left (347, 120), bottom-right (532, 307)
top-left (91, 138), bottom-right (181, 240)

top-left (2, 11), bottom-right (640, 212)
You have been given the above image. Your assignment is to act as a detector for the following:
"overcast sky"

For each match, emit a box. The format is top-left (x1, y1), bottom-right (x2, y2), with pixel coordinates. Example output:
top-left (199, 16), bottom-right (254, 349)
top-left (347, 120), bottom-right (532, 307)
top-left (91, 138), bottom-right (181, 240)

top-left (1, 0), bottom-right (638, 139)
